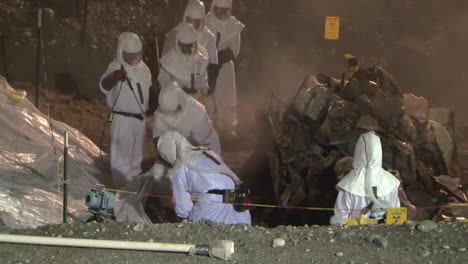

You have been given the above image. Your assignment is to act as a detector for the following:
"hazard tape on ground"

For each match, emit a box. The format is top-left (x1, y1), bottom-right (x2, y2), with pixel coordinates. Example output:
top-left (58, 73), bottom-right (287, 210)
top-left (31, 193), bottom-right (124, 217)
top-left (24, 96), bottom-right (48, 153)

top-left (82, 184), bottom-right (468, 213)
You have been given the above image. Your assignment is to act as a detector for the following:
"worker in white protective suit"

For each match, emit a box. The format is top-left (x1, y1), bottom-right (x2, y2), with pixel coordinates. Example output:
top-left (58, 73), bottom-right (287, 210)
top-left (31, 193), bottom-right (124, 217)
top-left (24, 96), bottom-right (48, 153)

top-left (205, 0), bottom-right (245, 137)
top-left (330, 132), bottom-right (401, 225)
top-left (152, 81), bottom-right (221, 154)
top-left (163, 0), bottom-right (218, 65)
top-left (159, 23), bottom-right (209, 100)
top-left (99, 32), bottom-right (156, 187)
top-left (156, 131), bottom-right (251, 225)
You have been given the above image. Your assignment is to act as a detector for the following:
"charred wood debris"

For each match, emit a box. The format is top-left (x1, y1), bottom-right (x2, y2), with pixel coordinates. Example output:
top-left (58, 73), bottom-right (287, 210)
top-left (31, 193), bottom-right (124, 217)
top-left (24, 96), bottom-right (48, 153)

top-left (266, 64), bottom-right (467, 222)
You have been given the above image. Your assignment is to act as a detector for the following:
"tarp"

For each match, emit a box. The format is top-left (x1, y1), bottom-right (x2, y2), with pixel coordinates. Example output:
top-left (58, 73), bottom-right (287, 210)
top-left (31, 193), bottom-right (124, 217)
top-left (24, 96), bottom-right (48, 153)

top-left (114, 163), bottom-right (173, 224)
top-left (0, 76), bottom-right (107, 229)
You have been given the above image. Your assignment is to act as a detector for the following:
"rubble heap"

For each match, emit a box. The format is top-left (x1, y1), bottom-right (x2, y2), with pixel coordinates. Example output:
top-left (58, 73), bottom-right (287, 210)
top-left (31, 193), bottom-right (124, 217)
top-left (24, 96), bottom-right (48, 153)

top-left (266, 65), bottom-right (467, 222)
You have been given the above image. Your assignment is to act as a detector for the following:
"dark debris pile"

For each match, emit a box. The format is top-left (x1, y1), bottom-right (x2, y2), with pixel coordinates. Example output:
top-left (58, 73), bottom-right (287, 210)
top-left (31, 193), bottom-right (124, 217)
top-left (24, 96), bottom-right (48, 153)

top-left (266, 64), bottom-right (467, 222)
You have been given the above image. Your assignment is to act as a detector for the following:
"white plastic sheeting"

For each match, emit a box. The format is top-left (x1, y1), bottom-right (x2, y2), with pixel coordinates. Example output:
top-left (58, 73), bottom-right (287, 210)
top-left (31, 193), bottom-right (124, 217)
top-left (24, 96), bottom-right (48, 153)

top-left (114, 163), bottom-right (173, 224)
top-left (0, 76), bottom-right (107, 229)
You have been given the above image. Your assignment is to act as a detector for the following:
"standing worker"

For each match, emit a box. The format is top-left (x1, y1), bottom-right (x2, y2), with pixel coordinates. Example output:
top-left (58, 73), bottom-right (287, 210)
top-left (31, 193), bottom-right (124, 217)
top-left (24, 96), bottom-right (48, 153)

top-left (159, 23), bottom-right (209, 100)
top-left (162, 0), bottom-right (219, 93)
top-left (156, 131), bottom-right (251, 225)
top-left (205, 0), bottom-right (245, 138)
top-left (330, 132), bottom-right (401, 225)
top-left (99, 32), bottom-right (156, 187)
top-left (163, 0), bottom-right (218, 66)
top-left (153, 81), bottom-right (221, 154)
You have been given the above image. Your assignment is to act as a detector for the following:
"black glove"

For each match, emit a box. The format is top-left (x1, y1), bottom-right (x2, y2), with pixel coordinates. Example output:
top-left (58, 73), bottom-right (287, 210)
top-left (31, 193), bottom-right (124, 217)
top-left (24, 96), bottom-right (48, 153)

top-left (100, 68), bottom-right (126, 91)
top-left (217, 48), bottom-right (235, 65)
top-left (216, 32), bottom-right (221, 47)
top-left (113, 68), bottom-right (126, 82)
top-left (207, 63), bottom-right (221, 95)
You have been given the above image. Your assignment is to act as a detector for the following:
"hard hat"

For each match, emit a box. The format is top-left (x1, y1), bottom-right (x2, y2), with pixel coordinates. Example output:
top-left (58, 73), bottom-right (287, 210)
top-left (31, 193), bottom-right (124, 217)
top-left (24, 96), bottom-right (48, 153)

top-left (158, 82), bottom-right (181, 113)
top-left (213, 0), bottom-right (232, 8)
top-left (185, 0), bottom-right (206, 20)
top-left (176, 23), bottom-right (198, 44)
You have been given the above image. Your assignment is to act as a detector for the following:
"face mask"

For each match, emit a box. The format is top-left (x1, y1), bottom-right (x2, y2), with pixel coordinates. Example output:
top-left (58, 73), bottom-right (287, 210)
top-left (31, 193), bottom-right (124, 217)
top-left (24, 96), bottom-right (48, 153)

top-left (213, 6), bottom-right (230, 20)
top-left (178, 42), bottom-right (196, 56)
top-left (123, 51), bottom-right (142, 66)
top-left (186, 17), bottom-right (202, 30)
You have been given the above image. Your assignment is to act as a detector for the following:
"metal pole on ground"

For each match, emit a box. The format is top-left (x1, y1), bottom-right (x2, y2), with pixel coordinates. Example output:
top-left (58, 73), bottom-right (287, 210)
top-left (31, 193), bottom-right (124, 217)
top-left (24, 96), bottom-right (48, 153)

top-left (35, 8), bottom-right (42, 108)
top-left (63, 132), bottom-right (69, 223)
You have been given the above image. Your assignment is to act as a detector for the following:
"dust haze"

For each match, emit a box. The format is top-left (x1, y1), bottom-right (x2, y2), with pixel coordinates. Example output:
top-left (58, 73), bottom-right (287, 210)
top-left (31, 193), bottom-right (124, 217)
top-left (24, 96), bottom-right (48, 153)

top-left (235, 0), bottom-right (468, 124)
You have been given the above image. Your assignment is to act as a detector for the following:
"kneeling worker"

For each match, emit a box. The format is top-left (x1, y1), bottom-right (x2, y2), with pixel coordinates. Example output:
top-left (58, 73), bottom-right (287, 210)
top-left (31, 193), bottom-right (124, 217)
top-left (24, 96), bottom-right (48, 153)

top-left (330, 131), bottom-right (401, 225)
top-left (157, 131), bottom-right (251, 225)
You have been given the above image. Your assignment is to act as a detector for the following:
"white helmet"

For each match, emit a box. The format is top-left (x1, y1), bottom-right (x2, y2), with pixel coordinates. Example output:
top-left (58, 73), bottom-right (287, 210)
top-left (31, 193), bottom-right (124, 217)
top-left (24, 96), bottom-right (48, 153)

top-left (175, 23), bottom-right (198, 56)
top-left (211, 0), bottom-right (232, 9)
top-left (158, 81), bottom-right (182, 114)
top-left (116, 32), bottom-right (142, 68)
top-left (176, 23), bottom-right (197, 44)
top-left (157, 131), bottom-right (192, 166)
top-left (184, 0), bottom-right (206, 20)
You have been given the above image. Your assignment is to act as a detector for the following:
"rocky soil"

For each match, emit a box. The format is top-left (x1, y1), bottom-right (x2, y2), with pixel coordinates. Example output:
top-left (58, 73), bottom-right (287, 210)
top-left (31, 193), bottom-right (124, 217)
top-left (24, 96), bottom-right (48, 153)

top-left (0, 220), bottom-right (467, 264)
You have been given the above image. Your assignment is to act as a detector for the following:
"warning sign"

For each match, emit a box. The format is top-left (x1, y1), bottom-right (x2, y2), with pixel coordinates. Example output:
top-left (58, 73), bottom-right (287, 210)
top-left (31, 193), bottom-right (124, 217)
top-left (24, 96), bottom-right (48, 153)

top-left (324, 16), bottom-right (340, 40)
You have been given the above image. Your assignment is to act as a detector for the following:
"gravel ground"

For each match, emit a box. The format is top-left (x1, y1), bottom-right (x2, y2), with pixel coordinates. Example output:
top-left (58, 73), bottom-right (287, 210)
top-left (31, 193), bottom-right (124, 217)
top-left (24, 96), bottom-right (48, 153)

top-left (0, 221), bottom-right (467, 264)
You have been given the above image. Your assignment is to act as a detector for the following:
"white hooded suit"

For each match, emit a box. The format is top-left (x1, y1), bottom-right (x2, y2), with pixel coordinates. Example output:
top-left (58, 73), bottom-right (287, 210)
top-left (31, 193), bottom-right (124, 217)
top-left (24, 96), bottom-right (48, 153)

top-left (162, 0), bottom-right (218, 65)
top-left (153, 81), bottom-right (221, 154)
top-left (330, 132), bottom-right (401, 225)
top-left (205, 0), bottom-right (245, 133)
top-left (159, 23), bottom-right (209, 99)
top-left (157, 131), bottom-right (251, 225)
top-left (99, 32), bottom-right (152, 187)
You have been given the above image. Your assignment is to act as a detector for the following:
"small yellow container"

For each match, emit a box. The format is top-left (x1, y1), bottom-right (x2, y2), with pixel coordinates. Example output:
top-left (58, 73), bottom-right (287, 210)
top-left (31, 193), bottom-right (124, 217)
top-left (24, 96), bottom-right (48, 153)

top-left (8, 89), bottom-right (27, 103)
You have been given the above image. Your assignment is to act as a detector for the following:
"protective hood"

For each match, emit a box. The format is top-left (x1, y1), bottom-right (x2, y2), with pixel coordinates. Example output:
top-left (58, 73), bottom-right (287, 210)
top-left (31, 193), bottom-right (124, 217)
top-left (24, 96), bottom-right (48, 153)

top-left (184, 0), bottom-right (206, 21)
top-left (116, 32), bottom-right (143, 70)
top-left (336, 132), bottom-right (400, 199)
top-left (176, 23), bottom-right (198, 45)
top-left (210, 0), bottom-right (232, 9)
top-left (157, 131), bottom-right (240, 183)
top-left (205, 1), bottom-right (244, 45)
top-left (159, 43), bottom-right (209, 84)
top-left (158, 81), bottom-right (183, 113)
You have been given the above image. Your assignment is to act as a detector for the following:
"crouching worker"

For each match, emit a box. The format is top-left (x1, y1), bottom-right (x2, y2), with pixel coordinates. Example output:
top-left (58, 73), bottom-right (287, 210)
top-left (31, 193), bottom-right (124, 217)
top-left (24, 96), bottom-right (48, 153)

top-left (99, 32), bottom-right (156, 187)
top-left (153, 81), bottom-right (221, 154)
top-left (156, 131), bottom-right (251, 225)
top-left (330, 131), bottom-right (401, 225)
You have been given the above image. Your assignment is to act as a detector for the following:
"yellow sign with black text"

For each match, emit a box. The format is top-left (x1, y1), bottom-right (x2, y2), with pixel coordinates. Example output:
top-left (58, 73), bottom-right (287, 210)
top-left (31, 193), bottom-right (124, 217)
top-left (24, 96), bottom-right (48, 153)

top-left (324, 16), bottom-right (340, 40)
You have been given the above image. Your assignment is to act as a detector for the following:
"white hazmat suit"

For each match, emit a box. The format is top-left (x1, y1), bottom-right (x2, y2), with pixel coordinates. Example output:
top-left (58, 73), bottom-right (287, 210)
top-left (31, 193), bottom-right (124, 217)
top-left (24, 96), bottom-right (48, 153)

top-left (162, 0), bottom-right (218, 65)
top-left (330, 132), bottom-right (401, 225)
top-left (157, 131), bottom-right (251, 225)
top-left (99, 32), bottom-right (153, 187)
top-left (153, 81), bottom-right (221, 154)
top-left (205, 0), bottom-right (245, 134)
top-left (159, 23), bottom-right (209, 99)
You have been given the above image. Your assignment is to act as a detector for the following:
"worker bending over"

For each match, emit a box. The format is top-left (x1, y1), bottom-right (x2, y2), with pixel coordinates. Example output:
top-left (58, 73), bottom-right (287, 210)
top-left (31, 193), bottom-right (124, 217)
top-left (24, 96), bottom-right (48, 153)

top-left (153, 81), bottom-right (221, 154)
